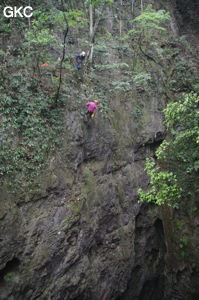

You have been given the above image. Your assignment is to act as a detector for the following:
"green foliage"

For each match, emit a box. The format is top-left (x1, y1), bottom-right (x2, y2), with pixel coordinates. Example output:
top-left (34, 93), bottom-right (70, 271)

top-left (0, 7), bottom-right (11, 35)
top-left (132, 72), bottom-right (151, 88)
top-left (131, 107), bottom-right (143, 120)
top-left (94, 42), bottom-right (109, 54)
top-left (157, 93), bottom-right (199, 173)
top-left (4, 272), bottom-right (18, 282)
top-left (138, 159), bottom-right (182, 208)
top-left (85, 0), bottom-right (113, 7)
top-left (98, 96), bottom-right (109, 119)
top-left (23, 11), bottom-right (57, 65)
top-left (176, 220), bottom-right (185, 231)
top-left (0, 73), bottom-right (63, 193)
top-left (131, 4), bottom-right (170, 32)
top-left (179, 236), bottom-right (189, 257)
top-left (0, 4), bottom-right (27, 34)
top-left (25, 28), bottom-right (56, 48)
top-left (23, 8), bottom-right (86, 66)
top-left (112, 81), bottom-right (131, 92)
top-left (175, 220), bottom-right (189, 257)
top-left (95, 62), bottom-right (129, 71)
top-left (32, 8), bottom-right (86, 28)
top-left (32, 10), bottom-right (54, 29)
top-left (65, 10), bottom-right (86, 27)
top-left (138, 93), bottom-right (199, 208)
top-left (51, 10), bottom-right (86, 27)
top-left (128, 4), bottom-right (171, 73)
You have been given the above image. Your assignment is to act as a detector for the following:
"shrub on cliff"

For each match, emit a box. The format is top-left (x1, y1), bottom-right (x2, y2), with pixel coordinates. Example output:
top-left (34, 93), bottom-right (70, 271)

top-left (138, 92), bottom-right (199, 207)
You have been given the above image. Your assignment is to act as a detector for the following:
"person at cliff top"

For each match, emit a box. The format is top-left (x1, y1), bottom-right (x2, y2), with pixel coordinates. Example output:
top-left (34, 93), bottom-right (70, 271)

top-left (75, 51), bottom-right (86, 70)
top-left (85, 100), bottom-right (100, 118)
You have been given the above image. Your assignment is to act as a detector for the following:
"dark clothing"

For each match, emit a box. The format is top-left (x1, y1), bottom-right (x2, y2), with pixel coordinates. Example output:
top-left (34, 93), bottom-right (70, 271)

top-left (75, 54), bottom-right (85, 69)
top-left (86, 111), bottom-right (94, 118)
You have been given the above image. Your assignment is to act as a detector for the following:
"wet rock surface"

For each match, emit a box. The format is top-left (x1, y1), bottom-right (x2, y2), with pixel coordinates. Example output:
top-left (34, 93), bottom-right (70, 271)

top-left (0, 104), bottom-right (165, 300)
top-left (1, 105), bottom-right (197, 299)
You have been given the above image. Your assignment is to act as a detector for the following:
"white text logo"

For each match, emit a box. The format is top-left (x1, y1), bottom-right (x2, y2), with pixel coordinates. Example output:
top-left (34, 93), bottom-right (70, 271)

top-left (3, 6), bottom-right (33, 18)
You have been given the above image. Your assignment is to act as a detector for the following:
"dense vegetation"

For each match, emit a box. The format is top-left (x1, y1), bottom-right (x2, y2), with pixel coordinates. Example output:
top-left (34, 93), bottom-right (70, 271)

top-left (138, 93), bottom-right (199, 208)
top-left (0, 1), bottom-right (198, 298)
top-left (0, 1), bottom-right (198, 205)
top-left (0, 1), bottom-right (85, 194)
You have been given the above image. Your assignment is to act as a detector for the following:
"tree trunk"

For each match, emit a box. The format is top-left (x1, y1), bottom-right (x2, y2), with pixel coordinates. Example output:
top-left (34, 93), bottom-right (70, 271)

top-left (119, 19), bottom-right (122, 36)
top-left (28, 0), bottom-right (31, 29)
top-left (88, 1), bottom-right (106, 64)
top-left (89, 4), bottom-right (94, 63)
top-left (89, 4), bottom-right (93, 38)
top-left (141, 0), bottom-right (143, 13)
top-left (131, 0), bottom-right (136, 13)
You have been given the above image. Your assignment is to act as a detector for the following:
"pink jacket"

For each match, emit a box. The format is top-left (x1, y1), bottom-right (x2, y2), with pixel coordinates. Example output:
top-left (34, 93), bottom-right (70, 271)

top-left (85, 102), bottom-right (97, 113)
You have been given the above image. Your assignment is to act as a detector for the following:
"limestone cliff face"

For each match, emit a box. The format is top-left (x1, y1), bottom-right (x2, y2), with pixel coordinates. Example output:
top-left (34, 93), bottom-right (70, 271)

top-left (0, 1), bottom-right (198, 300)
top-left (0, 75), bottom-right (165, 300)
